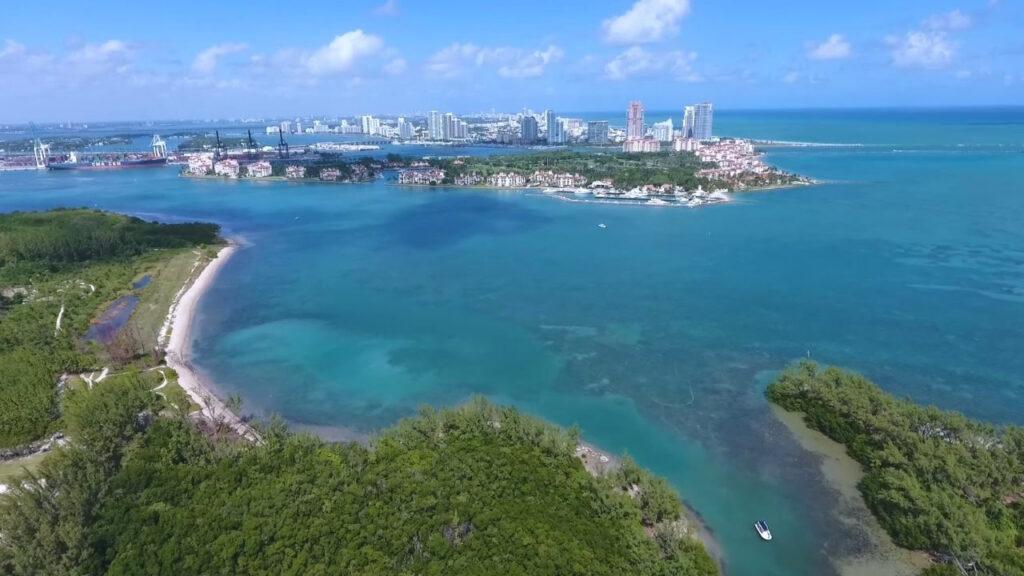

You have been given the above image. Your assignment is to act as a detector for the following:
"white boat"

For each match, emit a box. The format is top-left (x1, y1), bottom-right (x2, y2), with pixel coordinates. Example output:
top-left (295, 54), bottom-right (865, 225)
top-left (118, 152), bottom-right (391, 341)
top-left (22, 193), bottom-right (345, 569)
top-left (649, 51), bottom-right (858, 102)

top-left (754, 520), bottom-right (772, 541)
top-left (597, 223), bottom-right (607, 229)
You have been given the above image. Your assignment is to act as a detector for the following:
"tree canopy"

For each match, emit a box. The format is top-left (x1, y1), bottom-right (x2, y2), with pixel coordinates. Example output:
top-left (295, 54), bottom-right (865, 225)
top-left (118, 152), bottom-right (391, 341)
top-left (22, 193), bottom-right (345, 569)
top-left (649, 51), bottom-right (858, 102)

top-left (1, 391), bottom-right (717, 576)
top-left (768, 361), bottom-right (1024, 575)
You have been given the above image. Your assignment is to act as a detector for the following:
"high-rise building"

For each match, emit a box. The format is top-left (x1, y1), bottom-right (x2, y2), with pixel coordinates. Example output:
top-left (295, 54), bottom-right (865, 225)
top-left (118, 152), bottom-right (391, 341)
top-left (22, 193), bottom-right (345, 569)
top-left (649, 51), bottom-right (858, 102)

top-left (544, 109), bottom-right (563, 144)
top-left (684, 102), bottom-right (713, 140)
top-left (279, 121), bottom-right (291, 134)
top-left (692, 102), bottom-right (713, 140)
top-left (627, 101), bottom-right (645, 140)
top-left (682, 106), bottom-right (696, 139)
top-left (397, 117), bottom-right (413, 140)
top-left (652, 118), bottom-right (673, 142)
top-left (520, 115), bottom-right (538, 144)
top-left (587, 121), bottom-right (609, 145)
top-left (428, 111), bottom-right (443, 140)
top-left (360, 115), bottom-right (380, 136)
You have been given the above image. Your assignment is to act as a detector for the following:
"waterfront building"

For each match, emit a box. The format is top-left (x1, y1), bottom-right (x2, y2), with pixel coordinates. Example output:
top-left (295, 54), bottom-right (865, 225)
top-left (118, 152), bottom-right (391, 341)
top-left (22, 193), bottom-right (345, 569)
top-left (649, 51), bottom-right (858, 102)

top-left (186, 154), bottom-right (213, 175)
top-left (265, 125), bottom-right (281, 135)
top-left (319, 168), bottom-right (342, 181)
top-left (688, 102), bottom-right (713, 140)
top-left (652, 118), bottom-right (674, 142)
top-left (399, 168), bottom-right (446, 185)
top-left (672, 137), bottom-right (701, 152)
top-left (521, 115), bottom-right (539, 144)
top-left (627, 101), bottom-right (645, 141)
top-left (544, 110), bottom-right (563, 144)
top-left (622, 139), bottom-right (661, 153)
top-left (587, 121), bottom-right (609, 145)
top-left (247, 161), bottom-right (272, 178)
top-left (280, 121), bottom-right (292, 134)
top-left (361, 115), bottom-right (381, 136)
top-left (285, 165), bottom-right (306, 179)
top-left (397, 117), bottom-right (413, 140)
top-left (428, 111), bottom-right (443, 140)
top-left (213, 159), bottom-right (240, 178)
top-left (295, 120), bottom-right (303, 134)
top-left (682, 106), bottom-right (696, 138)
top-left (488, 172), bottom-right (527, 187)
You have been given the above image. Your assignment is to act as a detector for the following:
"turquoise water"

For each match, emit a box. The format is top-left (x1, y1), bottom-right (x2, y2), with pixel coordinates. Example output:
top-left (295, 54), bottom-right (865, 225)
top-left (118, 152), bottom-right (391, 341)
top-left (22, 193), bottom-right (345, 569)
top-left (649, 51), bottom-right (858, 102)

top-left (2, 108), bottom-right (1023, 575)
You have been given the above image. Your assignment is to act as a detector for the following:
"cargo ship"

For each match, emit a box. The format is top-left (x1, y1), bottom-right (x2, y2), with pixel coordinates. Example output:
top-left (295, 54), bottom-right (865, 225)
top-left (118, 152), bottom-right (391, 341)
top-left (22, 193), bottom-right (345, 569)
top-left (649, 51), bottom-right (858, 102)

top-left (47, 135), bottom-right (168, 171)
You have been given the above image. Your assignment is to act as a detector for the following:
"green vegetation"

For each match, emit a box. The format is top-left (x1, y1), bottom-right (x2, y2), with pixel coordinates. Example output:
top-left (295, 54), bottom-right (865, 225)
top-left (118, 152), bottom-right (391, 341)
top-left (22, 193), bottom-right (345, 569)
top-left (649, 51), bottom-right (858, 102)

top-left (0, 135), bottom-right (135, 153)
top-left (0, 209), bottom-right (219, 449)
top-left (422, 150), bottom-right (710, 189)
top-left (767, 362), bottom-right (1024, 575)
top-left (1, 388), bottom-right (717, 576)
top-left (176, 135), bottom-right (249, 151)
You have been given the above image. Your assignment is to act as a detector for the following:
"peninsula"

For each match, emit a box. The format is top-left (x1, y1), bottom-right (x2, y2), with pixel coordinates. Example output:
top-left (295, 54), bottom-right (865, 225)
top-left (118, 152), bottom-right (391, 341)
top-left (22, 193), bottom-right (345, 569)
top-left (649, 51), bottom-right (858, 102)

top-left (0, 209), bottom-right (717, 575)
top-left (768, 362), bottom-right (1024, 576)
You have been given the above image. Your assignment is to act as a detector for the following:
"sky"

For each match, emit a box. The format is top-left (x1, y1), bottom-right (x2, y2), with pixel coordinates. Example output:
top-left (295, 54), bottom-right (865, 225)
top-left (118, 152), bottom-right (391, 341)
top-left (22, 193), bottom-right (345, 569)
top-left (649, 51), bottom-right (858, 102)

top-left (0, 0), bottom-right (1021, 121)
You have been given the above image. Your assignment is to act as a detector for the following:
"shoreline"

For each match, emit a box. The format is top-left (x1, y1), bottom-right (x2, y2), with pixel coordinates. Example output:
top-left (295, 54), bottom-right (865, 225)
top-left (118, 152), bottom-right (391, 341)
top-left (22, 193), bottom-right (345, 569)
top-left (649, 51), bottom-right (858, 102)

top-left (770, 405), bottom-right (931, 576)
top-left (155, 239), bottom-right (724, 568)
top-left (161, 240), bottom-right (260, 442)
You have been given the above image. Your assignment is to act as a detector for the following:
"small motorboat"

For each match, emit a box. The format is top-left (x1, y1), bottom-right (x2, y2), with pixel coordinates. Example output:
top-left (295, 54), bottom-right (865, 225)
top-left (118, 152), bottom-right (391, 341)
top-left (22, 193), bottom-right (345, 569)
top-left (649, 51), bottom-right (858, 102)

top-left (754, 520), bottom-right (772, 541)
top-left (597, 223), bottom-right (607, 229)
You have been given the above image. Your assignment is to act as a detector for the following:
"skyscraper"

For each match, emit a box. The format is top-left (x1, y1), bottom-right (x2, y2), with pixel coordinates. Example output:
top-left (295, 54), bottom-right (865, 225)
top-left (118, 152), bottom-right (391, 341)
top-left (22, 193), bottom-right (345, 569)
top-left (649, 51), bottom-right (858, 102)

top-left (682, 106), bottom-right (696, 138)
top-left (627, 101), bottom-right (645, 140)
top-left (520, 115), bottom-right (538, 144)
top-left (587, 121), bottom-right (609, 145)
top-left (397, 117), bottom-right (413, 140)
top-left (692, 102), bottom-right (713, 140)
top-left (544, 109), bottom-right (562, 144)
top-left (652, 118), bottom-right (674, 142)
top-left (428, 111), bottom-right (443, 140)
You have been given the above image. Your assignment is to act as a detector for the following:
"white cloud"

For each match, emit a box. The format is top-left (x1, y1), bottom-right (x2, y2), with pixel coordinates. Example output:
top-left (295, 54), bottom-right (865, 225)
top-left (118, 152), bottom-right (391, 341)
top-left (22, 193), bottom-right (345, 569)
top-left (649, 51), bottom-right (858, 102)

top-left (384, 57), bottom-right (407, 75)
top-left (374, 0), bottom-right (399, 16)
top-left (924, 9), bottom-right (973, 31)
top-left (604, 46), bottom-right (700, 81)
top-left (68, 40), bottom-right (131, 66)
top-left (0, 39), bottom-right (26, 59)
top-left (304, 30), bottom-right (385, 75)
top-left (192, 43), bottom-right (247, 75)
top-left (808, 34), bottom-right (851, 60)
top-left (425, 43), bottom-right (564, 78)
top-left (782, 71), bottom-right (801, 83)
top-left (496, 45), bottom-right (564, 78)
top-left (602, 0), bottom-right (691, 44)
top-left (888, 31), bottom-right (955, 68)
top-left (425, 43), bottom-right (481, 78)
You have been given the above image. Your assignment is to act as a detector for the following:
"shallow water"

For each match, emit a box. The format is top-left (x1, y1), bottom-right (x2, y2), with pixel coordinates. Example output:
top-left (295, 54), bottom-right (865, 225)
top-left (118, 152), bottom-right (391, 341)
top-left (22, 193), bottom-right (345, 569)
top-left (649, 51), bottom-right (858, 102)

top-left (2, 108), bottom-right (1022, 575)
top-left (84, 294), bottom-right (139, 343)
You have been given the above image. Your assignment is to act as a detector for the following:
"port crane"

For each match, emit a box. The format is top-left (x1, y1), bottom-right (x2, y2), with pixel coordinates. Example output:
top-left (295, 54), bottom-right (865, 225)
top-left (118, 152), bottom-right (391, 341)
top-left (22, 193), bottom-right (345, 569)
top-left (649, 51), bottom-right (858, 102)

top-left (246, 130), bottom-right (257, 160)
top-left (278, 129), bottom-right (289, 159)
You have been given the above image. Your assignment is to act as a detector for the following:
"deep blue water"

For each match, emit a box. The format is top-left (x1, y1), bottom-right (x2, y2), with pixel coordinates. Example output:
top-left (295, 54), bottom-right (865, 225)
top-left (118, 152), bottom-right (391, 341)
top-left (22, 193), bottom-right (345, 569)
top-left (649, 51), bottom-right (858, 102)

top-left (1, 108), bottom-right (1022, 576)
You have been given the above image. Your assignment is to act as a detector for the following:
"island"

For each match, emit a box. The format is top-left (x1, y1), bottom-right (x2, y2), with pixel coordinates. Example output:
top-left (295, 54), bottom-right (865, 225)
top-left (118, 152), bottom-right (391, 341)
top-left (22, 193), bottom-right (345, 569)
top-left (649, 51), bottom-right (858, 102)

top-left (0, 209), bottom-right (717, 575)
top-left (395, 142), bottom-right (811, 207)
top-left (767, 362), bottom-right (1024, 576)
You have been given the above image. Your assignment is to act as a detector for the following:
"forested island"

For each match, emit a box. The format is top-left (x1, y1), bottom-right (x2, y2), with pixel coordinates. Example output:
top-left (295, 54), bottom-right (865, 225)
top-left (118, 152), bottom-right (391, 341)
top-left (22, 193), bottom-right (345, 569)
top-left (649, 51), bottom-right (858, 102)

top-left (768, 362), bottom-right (1024, 576)
top-left (0, 209), bottom-right (716, 575)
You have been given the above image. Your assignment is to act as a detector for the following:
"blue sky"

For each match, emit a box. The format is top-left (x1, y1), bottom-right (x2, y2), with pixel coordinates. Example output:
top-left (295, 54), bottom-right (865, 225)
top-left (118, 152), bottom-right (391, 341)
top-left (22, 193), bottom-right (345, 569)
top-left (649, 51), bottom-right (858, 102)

top-left (0, 0), bottom-right (1021, 121)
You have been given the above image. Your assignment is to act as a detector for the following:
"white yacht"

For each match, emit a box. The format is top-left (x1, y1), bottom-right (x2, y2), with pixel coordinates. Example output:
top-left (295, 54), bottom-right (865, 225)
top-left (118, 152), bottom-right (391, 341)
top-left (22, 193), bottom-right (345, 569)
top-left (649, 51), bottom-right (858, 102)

top-left (754, 520), bottom-right (772, 541)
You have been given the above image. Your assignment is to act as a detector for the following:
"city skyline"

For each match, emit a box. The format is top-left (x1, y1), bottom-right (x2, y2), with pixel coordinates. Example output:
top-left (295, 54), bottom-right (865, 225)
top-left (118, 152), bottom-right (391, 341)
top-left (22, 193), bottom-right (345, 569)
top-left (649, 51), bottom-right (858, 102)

top-left (0, 0), bottom-right (1022, 122)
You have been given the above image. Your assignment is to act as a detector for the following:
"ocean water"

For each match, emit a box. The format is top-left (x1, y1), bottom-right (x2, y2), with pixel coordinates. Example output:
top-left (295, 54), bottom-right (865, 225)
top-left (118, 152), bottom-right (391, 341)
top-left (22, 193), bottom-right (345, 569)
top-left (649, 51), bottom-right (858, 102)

top-left (2, 108), bottom-right (1022, 576)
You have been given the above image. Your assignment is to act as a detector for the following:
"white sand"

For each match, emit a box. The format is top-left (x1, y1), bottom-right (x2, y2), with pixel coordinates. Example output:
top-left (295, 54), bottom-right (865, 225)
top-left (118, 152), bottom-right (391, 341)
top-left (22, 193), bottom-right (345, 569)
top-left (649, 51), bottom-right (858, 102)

top-left (163, 243), bottom-right (259, 442)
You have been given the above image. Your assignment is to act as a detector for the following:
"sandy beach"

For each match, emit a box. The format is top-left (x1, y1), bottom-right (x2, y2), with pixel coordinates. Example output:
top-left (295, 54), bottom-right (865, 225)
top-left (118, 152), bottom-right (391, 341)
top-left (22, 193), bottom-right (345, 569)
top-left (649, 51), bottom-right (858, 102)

top-left (161, 242), bottom-right (260, 442)
top-left (770, 405), bottom-right (931, 576)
